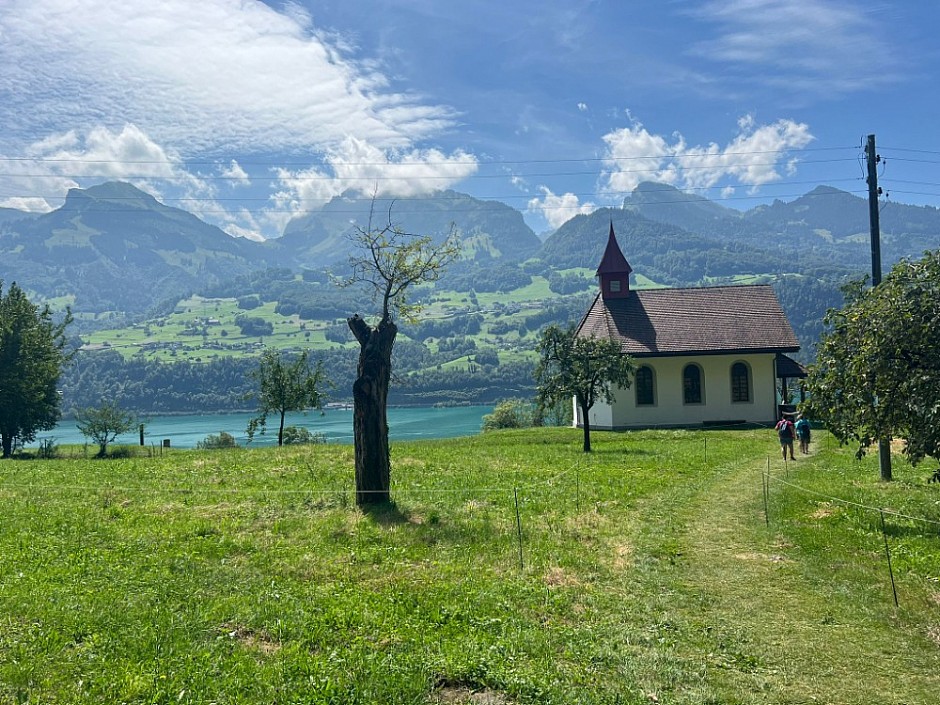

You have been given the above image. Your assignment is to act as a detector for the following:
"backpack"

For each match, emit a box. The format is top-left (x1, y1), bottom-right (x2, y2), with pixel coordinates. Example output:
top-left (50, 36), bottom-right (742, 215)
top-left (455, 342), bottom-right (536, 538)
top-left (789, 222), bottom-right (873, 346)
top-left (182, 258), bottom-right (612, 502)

top-left (777, 420), bottom-right (793, 439)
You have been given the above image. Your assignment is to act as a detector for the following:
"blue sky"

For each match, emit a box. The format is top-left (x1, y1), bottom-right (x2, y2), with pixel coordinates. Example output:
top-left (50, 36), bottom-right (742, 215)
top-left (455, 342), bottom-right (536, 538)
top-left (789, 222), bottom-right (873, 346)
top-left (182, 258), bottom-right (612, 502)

top-left (1, 0), bottom-right (937, 239)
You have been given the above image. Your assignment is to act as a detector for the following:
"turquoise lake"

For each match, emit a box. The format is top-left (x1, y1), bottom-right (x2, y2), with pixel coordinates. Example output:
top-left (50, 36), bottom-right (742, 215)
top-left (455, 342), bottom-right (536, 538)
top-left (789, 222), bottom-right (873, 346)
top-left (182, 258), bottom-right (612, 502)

top-left (34, 405), bottom-right (495, 449)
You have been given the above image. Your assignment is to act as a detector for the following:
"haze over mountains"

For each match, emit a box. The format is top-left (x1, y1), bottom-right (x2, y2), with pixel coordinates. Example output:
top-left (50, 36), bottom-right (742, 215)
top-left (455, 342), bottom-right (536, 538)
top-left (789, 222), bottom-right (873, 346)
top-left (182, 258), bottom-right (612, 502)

top-left (2, 179), bottom-right (938, 324)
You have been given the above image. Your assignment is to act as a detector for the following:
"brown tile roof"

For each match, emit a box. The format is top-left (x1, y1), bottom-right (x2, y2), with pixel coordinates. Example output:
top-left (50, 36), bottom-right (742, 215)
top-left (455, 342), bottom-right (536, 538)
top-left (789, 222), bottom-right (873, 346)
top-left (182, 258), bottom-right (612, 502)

top-left (576, 284), bottom-right (800, 357)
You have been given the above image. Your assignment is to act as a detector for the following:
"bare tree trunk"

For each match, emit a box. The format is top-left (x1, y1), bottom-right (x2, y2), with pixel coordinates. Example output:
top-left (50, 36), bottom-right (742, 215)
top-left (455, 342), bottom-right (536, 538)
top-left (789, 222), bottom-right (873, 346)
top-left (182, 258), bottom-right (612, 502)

top-left (579, 399), bottom-right (592, 453)
top-left (348, 314), bottom-right (397, 505)
top-left (278, 410), bottom-right (286, 447)
top-left (1, 433), bottom-right (12, 459)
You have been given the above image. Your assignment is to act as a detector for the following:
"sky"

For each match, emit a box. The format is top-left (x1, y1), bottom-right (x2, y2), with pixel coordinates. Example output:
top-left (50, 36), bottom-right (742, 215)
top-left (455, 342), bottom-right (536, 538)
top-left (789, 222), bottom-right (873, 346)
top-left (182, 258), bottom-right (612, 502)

top-left (1, 0), bottom-right (938, 240)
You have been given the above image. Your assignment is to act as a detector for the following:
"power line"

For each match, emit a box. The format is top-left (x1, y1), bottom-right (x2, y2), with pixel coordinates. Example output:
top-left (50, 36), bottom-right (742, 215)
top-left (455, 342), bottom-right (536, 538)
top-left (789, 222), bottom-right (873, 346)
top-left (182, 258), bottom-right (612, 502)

top-left (0, 189), bottom-right (875, 217)
top-left (0, 157), bottom-right (861, 181)
top-left (0, 145), bottom-right (860, 168)
top-left (0, 177), bottom-right (866, 205)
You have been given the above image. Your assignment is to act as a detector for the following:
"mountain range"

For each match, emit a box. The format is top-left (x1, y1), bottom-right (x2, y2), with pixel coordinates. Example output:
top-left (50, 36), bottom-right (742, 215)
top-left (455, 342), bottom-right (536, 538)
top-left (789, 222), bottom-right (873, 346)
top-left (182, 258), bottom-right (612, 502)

top-left (2, 180), bottom-right (938, 327)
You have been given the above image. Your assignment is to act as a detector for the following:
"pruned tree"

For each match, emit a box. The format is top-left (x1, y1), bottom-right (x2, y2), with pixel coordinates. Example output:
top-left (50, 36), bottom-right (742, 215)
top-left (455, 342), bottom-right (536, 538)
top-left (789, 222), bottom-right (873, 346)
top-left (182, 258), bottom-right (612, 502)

top-left (246, 349), bottom-right (326, 447)
top-left (0, 281), bottom-right (73, 458)
top-left (535, 323), bottom-right (635, 453)
top-left (804, 250), bottom-right (940, 477)
top-left (343, 204), bottom-right (460, 505)
top-left (75, 401), bottom-right (136, 457)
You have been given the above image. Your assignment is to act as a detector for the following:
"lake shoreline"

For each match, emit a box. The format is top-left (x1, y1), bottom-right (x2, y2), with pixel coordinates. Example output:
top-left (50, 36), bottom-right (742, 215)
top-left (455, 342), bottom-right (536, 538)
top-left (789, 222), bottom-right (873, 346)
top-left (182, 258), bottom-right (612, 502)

top-left (39, 405), bottom-right (495, 449)
top-left (57, 400), bottom-right (488, 421)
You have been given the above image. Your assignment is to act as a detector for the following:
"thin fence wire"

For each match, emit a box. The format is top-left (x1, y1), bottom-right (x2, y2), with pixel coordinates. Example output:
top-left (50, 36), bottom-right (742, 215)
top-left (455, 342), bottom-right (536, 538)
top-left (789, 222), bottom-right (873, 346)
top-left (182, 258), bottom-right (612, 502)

top-left (766, 470), bottom-right (940, 529)
top-left (0, 460), bottom-right (584, 498)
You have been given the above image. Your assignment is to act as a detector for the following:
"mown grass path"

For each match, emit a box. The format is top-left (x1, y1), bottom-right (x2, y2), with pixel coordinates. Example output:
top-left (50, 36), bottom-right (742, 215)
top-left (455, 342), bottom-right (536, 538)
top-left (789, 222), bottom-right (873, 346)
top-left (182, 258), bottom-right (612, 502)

top-left (669, 446), bottom-right (940, 704)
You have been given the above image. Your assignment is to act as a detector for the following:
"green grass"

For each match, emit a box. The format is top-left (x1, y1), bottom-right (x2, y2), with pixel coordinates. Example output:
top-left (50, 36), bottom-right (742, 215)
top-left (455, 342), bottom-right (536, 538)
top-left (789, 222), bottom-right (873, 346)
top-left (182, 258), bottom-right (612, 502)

top-left (1, 429), bottom-right (938, 703)
top-left (83, 295), bottom-right (352, 362)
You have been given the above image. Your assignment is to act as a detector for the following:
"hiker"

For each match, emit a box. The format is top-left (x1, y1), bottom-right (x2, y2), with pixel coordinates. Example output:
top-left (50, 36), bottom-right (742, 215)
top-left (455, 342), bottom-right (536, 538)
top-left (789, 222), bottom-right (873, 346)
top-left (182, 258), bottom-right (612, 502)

top-left (795, 414), bottom-right (811, 455)
top-left (775, 415), bottom-right (795, 461)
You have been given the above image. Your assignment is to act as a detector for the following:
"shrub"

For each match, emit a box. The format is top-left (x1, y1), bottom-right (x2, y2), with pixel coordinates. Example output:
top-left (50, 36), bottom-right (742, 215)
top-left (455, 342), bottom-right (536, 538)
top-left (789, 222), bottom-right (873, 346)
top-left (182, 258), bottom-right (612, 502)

top-left (36, 437), bottom-right (58, 459)
top-left (482, 399), bottom-right (535, 431)
top-left (281, 426), bottom-right (327, 445)
top-left (108, 445), bottom-right (133, 459)
top-left (197, 431), bottom-right (237, 450)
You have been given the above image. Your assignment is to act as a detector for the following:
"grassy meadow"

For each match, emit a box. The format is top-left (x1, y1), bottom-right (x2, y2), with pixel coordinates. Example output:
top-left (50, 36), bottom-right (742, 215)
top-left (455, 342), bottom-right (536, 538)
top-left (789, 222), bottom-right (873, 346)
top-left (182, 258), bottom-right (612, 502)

top-left (1, 428), bottom-right (939, 703)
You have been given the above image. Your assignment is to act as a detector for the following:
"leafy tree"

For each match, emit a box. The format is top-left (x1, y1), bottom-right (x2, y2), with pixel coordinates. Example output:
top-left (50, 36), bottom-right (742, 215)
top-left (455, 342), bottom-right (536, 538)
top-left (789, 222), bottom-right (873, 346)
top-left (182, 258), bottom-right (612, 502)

top-left (0, 281), bottom-right (73, 458)
top-left (75, 401), bottom-right (136, 457)
top-left (804, 251), bottom-right (940, 477)
top-left (235, 315), bottom-right (273, 337)
top-left (535, 323), bottom-right (635, 453)
top-left (246, 349), bottom-right (326, 446)
top-left (343, 205), bottom-right (460, 505)
top-left (534, 396), bottom-right (574, 428)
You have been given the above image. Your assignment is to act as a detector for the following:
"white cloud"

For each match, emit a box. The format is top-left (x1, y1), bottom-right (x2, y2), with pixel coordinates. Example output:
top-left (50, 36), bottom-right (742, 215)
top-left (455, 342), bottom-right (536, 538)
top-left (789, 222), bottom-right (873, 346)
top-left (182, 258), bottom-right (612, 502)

top-left (687, 0), bottom-right (899, 94)
top-left (0, 196), bottom-right (53, 212)
top-left (29, 124), bottom-right (180, 180)
top-left (527, 187), bottom-right (596, 231)
top-left (0, 0), bottom-right (457, 156)
top-left (269, 135), bottom-right (478, 229)
top-left (219, 160), bottom-right (250, 187)
top-left (224, 223), bottom-right (266, 242)
top-left (599, 116), bottom-right (814, 195)
top-left (577, 102), bottom-right (588, 112)
top-left (0, 124), bottom-right (189, 211)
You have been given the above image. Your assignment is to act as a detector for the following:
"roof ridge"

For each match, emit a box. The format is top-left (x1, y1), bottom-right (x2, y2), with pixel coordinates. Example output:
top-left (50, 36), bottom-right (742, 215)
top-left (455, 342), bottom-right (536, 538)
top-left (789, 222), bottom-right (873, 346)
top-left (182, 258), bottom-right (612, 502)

top-left (636, 283), bottom-right (773, 293)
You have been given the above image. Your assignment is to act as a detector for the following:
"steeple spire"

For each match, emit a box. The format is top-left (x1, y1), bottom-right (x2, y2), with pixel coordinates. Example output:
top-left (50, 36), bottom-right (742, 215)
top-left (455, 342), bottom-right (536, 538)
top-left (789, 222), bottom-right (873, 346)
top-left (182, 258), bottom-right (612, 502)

top-left (596, 222), bottom-right (632, 299)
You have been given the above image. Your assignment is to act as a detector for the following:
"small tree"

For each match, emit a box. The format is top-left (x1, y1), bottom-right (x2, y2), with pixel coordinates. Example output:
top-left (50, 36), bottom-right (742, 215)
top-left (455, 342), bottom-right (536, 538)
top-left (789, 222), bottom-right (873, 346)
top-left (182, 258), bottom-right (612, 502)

top-left (75, 401), bottom-right (136, 457)
top-left (246, 349), bottom-right (326, 446)
top-left (343, 203), bottom-right (460, 505)
top-left (0, 281), bottom-right (73, 458)
top-left (535, 323), bottom-right (635, 452)
top-left (804, 250), bottom-right (940, 476)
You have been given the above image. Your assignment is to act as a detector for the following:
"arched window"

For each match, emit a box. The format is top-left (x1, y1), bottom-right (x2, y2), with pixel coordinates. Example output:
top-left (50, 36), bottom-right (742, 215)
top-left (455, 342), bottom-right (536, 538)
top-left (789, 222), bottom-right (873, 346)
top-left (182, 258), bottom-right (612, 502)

top-left (731, 361), bottom-right (751, 403)
top-left (635, 365), bottom-right (655, 406)
top-left (683, 364), bottom-right (703, 404)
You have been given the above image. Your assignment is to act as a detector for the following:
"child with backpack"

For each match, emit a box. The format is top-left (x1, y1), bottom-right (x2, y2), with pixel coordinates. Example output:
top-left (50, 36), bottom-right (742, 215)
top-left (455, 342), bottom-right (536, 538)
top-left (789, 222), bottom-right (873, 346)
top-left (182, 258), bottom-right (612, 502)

top-left (795, 414), bottom-right (811, 454)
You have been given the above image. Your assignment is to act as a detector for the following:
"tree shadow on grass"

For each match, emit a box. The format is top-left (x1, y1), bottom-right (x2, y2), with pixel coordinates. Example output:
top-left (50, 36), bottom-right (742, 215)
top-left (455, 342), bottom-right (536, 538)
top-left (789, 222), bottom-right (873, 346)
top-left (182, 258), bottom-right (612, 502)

top-left (358, 498), bottom-right (512, 547)
top-left (584, 447), bottom-right (655, 457)
top-left (360, 500), bottom-right (410, 527)
top-left (874, 518), bottom-right (940, 540)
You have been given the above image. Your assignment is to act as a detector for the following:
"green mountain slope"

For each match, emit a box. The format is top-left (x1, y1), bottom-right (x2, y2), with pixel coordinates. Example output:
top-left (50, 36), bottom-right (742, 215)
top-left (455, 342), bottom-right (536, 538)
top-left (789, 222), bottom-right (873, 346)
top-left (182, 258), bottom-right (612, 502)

top-left (622, 181), bottom-right (742, 234)
top-left (0, 206), bottom-right (37, 226)
top-left (277, 190), bottom-right (541, 265)
top-left (0, 182), bottom-right (271, 316)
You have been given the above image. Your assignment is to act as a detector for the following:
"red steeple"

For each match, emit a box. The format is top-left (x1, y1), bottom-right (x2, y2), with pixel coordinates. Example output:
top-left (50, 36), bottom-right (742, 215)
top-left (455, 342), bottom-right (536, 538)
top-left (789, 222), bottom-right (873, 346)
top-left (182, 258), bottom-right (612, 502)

top-left (596, 222), bottom-right (632, 299)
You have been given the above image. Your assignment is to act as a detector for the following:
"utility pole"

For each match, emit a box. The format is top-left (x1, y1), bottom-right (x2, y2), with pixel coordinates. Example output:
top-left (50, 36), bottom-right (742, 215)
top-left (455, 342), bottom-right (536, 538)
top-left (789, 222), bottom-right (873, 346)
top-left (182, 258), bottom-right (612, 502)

top-left (866, 133), bottom-right (892, 481)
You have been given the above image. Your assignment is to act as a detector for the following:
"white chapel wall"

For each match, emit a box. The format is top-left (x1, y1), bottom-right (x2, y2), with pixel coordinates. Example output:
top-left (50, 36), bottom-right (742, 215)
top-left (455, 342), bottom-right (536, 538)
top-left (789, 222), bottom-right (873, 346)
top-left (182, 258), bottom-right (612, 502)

top-left (581, 352), bottom-right (778, 430)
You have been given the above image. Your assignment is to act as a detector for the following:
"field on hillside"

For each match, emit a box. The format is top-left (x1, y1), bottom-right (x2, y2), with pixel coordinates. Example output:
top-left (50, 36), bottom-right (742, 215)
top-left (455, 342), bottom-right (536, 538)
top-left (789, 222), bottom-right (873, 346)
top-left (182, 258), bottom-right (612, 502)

top-left (2, 429), bottom-right (939, 703)
top-left (75, 269), bottom-right (611, 366)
